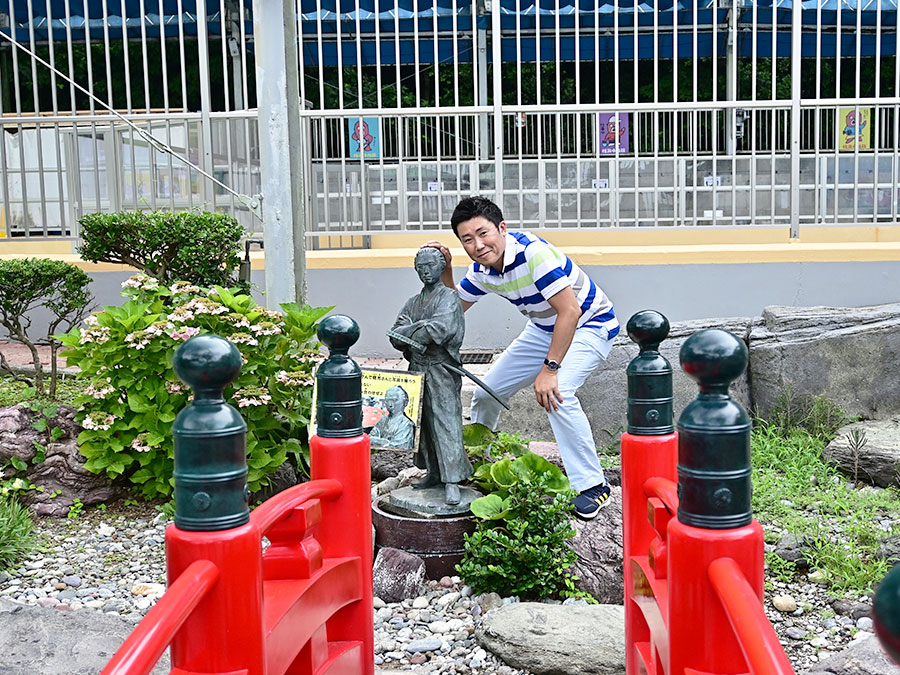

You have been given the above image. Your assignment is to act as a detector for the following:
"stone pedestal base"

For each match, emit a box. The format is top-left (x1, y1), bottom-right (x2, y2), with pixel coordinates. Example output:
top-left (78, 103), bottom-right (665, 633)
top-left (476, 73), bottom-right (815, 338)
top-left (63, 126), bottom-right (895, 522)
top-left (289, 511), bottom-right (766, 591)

top-left (372, 493), bottom-right (478, 579)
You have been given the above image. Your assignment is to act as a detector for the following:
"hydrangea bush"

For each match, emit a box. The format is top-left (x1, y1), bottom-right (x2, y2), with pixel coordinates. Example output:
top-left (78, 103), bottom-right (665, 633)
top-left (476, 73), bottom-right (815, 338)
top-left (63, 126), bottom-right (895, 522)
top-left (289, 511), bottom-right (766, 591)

top-left (58, 274), bottom-right (331, 499)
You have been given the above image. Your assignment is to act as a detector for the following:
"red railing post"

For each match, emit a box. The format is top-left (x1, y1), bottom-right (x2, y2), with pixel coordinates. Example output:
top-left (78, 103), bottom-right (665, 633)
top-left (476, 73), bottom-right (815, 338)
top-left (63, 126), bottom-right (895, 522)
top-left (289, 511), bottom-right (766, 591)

top-left (309, 315), bottom-right (375, 675)
top-left (166, 334), bottom-right (267, 675)
top-left (622, 311), bottom-right (677, 675)
top-left (667, 328), bottom-right (765, 675)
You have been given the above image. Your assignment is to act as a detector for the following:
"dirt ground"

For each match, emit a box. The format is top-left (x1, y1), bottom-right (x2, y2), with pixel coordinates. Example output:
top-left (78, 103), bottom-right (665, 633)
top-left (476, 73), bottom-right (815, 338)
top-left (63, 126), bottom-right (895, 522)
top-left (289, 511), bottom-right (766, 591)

top-left (0, 340), bottom-right (68, 369)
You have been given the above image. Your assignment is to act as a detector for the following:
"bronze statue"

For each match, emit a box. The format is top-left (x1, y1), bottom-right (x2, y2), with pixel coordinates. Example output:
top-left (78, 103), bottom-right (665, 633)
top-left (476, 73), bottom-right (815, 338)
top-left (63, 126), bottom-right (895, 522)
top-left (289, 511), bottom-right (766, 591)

top-left (389, 247), bottom-right (472, 505)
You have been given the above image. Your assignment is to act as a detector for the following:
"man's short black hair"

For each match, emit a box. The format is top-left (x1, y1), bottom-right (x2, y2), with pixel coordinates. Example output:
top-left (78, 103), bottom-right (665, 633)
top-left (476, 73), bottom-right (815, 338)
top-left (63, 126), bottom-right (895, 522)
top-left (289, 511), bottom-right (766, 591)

top-left (450, 196), bottom-right (504, 237)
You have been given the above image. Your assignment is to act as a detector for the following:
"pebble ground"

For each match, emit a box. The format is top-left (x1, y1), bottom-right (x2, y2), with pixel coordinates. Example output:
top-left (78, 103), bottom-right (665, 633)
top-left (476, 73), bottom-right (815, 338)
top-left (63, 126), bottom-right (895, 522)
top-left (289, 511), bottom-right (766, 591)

top-left (0, 499), bottom-right (881, 673)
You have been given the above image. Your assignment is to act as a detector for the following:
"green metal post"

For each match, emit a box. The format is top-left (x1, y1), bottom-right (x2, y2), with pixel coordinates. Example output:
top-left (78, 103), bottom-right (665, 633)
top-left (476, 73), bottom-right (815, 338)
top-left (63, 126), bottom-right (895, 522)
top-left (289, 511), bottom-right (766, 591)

top-left (315, 315), bottom-right (363, 437)
top-left (677, 329), bottom-right (752, 529)
top-left (626, 310), bottom-right (674, 435)
top-left (172, 334), bottom-right (249, 531)
top-left (874, 564), bottom-right (900, 663)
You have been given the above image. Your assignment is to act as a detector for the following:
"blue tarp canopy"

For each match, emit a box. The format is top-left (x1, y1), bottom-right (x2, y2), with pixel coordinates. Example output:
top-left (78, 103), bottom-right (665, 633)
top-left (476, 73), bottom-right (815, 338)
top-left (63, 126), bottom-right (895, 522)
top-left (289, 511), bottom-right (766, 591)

top-left (1, 0), bottom-right (897, 63)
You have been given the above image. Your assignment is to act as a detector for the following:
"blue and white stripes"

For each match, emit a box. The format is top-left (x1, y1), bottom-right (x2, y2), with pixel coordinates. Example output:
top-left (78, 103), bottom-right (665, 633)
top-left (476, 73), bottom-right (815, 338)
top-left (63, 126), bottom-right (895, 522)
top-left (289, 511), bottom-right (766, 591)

top-left (457, 231), bottom-right (619, 337)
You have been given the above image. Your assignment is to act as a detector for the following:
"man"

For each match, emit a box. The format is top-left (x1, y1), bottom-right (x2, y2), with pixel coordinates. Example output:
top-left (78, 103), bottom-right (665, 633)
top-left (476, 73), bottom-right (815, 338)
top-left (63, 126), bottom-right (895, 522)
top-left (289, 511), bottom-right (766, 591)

top-left (369, 385), bottom-right (416, 450)
top-left (388, 246), bottom-right (472, 505)
top-left (425, 196), bottom-right (618, 519)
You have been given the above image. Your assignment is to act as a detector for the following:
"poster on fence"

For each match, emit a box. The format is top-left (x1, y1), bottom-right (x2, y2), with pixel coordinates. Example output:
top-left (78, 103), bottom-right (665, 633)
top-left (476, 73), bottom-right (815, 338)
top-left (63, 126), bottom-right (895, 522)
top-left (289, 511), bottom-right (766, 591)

top-left (838, 107), bottom-right (872, 151)
top-left (310, 368), bottom-right (424, 453)
top-left (598, 113), bottom-right (630, 154)
top-left (348, 117), bottom-right (381, 159)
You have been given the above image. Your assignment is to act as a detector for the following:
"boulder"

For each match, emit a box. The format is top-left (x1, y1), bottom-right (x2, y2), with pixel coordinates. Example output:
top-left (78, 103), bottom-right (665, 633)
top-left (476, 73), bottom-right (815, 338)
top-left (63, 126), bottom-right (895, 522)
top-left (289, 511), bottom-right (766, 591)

top-left (822, 419), bottom-right (900, 488)
top-left (877, 534), bottom-right (900, 563)
top-left (371, 450), bottom-right (415, 482)
top-left (476, 602), bottom-right (625, 675)
top-left (0, 598), bottom-right (168, 674)
top-left (750, 303), bottom-right (900, 420)
top-left (251, 462), bottom-right (300, 503)
top-left (0, 404), bottom-right (120, 517)
top-left (773, 532), bottom-right (811, 570)
top-left (568, 486), bottom-right (625, 604)
top-left (373, 547), bottom-right (426, 603)
top-left (803, 633), bottom-right (897, 675)
top-left (464, 317), bottom-right (752, 448)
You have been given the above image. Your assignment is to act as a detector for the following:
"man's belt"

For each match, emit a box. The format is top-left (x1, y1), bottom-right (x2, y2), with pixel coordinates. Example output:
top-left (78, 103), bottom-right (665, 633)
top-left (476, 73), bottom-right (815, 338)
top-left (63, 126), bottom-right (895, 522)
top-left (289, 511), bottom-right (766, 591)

top-left (386, 328), bottom-right (510, 411)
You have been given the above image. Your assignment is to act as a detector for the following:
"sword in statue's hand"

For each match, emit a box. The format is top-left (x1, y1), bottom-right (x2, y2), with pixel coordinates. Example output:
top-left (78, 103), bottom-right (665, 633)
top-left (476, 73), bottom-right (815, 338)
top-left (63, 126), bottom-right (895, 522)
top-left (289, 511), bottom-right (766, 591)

top-left (385, 328), bottom-right (511, 411)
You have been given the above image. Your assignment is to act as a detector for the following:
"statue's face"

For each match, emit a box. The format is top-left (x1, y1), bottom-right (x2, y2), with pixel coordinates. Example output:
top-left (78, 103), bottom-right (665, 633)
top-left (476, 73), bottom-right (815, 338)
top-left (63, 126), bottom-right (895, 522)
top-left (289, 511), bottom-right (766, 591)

top-left (384, 390), bottom-right (405, 414)
top-left (415, 255), bottom-right (443, 285)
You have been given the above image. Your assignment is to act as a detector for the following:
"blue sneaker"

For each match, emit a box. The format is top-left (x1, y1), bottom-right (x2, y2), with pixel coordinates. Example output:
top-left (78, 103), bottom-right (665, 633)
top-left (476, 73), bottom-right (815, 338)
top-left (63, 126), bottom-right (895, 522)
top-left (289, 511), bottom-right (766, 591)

top-left (571, 483), bottom-right (612, 520)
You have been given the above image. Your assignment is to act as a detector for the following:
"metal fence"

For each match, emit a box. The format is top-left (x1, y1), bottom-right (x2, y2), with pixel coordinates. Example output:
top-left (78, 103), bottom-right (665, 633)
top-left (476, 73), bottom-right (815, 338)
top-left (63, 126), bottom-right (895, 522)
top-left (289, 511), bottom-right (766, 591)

top-left (0, 0), bottom-right (898, 241)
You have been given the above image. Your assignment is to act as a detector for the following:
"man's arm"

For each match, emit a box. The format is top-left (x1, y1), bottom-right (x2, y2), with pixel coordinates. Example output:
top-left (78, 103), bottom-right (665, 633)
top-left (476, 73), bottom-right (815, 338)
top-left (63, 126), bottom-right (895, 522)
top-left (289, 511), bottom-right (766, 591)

top-left (533, 285), bottom-right (580, 413)
top-left (422, 240), bottom-right (474, 311)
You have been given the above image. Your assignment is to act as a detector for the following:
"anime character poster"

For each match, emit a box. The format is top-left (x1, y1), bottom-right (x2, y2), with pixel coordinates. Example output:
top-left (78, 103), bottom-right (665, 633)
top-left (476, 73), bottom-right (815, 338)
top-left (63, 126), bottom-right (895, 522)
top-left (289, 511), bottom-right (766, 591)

top-left (838, 108), bottom-right (872, 151)
top-left (348, 117), bottom-right (381, 159)
top-left (598, 113), bottom-right (630, 154)
top-left (310, 368), bottom-right (424, 452)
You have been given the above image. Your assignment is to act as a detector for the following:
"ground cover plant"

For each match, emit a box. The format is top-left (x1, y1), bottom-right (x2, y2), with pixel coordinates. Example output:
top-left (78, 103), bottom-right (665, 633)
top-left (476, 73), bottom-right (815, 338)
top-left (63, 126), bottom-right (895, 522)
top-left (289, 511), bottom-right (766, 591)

top-left (58, 274), bottom-right (330, 500)
top-left (0, 496), bottom-right (34, 571)
top-left (0, 258), bottom-right (93, 397)
top-left (753, 393), bottom-right (900, 595)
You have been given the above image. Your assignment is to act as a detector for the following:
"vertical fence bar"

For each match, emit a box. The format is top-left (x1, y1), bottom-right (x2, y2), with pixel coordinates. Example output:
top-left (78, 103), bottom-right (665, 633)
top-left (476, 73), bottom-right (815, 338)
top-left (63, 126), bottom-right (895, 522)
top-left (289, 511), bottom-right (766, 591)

top-left (790, 0), bottom-right (802, 237)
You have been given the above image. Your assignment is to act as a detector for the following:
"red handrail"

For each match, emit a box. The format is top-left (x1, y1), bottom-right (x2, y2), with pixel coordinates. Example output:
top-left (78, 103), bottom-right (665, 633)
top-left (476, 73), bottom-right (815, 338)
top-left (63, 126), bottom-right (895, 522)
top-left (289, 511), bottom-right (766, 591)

top-left (643, 476), bottom-right (679, 514)
top-left (100, 559), bottom-right (219, 675)
top-left (250, 478), bottom-right (343, 536)
top-left (708, 557), bottom-right (796, 675)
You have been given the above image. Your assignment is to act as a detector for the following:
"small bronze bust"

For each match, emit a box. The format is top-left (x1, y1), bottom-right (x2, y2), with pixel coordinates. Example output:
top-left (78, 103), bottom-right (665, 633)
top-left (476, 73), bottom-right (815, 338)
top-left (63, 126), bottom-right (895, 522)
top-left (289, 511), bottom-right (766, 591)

top-left (389, 247), bottom-right (473, 505)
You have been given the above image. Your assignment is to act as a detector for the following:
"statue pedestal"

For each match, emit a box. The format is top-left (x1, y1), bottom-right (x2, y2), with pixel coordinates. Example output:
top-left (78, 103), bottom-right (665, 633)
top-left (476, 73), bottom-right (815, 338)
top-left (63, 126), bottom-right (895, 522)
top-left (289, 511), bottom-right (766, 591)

top-left (372, 486), bottom-right (480, 579)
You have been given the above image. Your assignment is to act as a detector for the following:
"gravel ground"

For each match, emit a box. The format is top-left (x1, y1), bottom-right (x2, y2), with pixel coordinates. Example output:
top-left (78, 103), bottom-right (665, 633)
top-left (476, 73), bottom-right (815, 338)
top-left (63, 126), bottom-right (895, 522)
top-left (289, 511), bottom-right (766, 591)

top-left (0, 498), bottom-right (881, 674)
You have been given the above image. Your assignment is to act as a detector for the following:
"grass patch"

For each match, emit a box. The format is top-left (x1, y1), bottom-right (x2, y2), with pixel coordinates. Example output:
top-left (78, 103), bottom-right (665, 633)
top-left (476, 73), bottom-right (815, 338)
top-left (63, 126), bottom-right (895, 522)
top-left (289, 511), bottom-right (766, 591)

top-left (0, 375), bottom-right (85, 408)
top-left (752, 395), bottom-right (900, 596)
top-left (0, 496), bottom-right (35, 571)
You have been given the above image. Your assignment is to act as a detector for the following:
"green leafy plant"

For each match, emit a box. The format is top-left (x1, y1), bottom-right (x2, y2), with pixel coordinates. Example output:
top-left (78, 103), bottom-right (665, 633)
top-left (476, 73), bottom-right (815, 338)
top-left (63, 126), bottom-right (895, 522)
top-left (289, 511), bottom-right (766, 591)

top-left (67, 498), bottom-right (84, 520)
top-left (767, 387), bottom-right (854, 442)
top-left (0, 496), bottom-right (34, 570)
top-left (57, 274), bottom-right (331, 499)
top-left (469, 452), bottom-right (570, 518)
top-left (0, 258), bottom-right (93, 397)
top-left (457, 474), bottom-right (588, 600)
top-left (78, 210), bottom-right (244, 287)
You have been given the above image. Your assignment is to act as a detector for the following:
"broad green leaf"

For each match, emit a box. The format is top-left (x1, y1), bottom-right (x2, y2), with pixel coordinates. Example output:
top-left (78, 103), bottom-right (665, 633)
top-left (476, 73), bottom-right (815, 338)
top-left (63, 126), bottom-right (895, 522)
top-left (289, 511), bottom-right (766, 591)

top-left (463, 423), bottom-right (496, 448)
top-left (489, 459), bottom-right (517, 488)
top-left (470, 494), bottom-right (510, 520)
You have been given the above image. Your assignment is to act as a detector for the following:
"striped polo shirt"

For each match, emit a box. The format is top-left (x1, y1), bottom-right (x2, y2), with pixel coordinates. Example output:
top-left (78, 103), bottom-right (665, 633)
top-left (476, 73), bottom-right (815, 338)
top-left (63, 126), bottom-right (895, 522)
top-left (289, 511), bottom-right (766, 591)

top-left (457, 231), bottom-right (619, 337)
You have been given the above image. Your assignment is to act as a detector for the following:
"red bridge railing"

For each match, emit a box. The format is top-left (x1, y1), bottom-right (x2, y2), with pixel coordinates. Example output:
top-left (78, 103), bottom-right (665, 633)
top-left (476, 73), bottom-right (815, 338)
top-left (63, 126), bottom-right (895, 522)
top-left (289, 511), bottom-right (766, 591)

top-left (101, 316), bottom-right (373, 675)
top-left (622, 311), bottom-right (794, 675)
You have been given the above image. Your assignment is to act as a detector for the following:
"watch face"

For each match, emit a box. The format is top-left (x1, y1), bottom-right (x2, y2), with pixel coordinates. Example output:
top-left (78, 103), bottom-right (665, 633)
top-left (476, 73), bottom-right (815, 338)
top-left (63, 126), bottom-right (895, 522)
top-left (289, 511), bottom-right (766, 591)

top-left (544, 359), bottom-right (560, 370)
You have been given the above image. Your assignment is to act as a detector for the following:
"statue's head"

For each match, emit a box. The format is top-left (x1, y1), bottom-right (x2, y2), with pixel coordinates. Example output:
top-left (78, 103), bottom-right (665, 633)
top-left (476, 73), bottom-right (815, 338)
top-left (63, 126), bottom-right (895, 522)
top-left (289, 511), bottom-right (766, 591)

top-left (383, 385), bottom-right (409, 414)
top-left (414, 246), bottom-right (446, 284)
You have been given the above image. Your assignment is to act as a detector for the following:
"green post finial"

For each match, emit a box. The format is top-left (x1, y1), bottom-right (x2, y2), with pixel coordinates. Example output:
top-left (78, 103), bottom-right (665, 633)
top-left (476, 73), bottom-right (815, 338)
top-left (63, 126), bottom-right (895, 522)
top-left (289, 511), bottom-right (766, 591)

top-left (315, 315), bottom-right (363, 438)
top-left (626, 310), bottom-right (674, 435)
top-left (676, 329), bottom-right (752, 530)
top-left (875, 564), bottom-right (900, 664)
top-left (172, 334), bottom-right (249, 531)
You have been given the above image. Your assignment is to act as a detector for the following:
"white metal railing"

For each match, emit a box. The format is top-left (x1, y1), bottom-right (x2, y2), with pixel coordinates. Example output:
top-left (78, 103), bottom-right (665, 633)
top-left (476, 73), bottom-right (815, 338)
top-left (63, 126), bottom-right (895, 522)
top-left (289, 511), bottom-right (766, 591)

top-left (0, 0), bottom-right (898, 242)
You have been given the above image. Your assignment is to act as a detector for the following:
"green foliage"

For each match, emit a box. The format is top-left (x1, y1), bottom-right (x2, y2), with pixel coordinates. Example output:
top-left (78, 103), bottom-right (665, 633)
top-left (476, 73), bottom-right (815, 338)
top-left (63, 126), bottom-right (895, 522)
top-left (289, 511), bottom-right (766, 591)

top-left (0, 258), bottom-right (93, 397)
top-left (764, 551), bottom-right (798, 584)
top-left (752, 417), bottom-right (900, 595)
top-left (78, 211), bottom-right (244, 287)
top-left (463, 423), bottom-right (530, 465)
top-left (457, 476), bottom-right (589, 600)
top-left (767, 387), bottom-right (854, 442)
top-left (57, 274), bottom-right (331, 499)
top-left (67, 498), bottom-right (84, 520)
top-left (0, 377), bottom-right (85, 408)
top-left (0, 496), bottom-right (34, 571)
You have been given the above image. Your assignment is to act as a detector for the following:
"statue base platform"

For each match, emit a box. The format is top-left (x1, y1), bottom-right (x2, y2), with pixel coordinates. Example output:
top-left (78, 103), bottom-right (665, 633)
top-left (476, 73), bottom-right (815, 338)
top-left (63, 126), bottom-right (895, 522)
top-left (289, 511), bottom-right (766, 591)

top-left (372, 488), bottom-right (479, 579)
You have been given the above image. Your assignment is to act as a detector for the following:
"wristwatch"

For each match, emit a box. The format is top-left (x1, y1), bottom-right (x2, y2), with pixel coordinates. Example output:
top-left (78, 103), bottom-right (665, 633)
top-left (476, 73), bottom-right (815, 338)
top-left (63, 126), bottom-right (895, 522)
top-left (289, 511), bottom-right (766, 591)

top-left (543, 358), bottom-right (561, 371)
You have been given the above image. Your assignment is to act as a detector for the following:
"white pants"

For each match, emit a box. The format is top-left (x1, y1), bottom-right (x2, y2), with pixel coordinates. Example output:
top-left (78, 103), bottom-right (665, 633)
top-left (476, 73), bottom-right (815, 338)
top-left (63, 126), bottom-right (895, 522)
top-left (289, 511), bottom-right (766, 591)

top-left (470, 321), bottom-right (615, 493)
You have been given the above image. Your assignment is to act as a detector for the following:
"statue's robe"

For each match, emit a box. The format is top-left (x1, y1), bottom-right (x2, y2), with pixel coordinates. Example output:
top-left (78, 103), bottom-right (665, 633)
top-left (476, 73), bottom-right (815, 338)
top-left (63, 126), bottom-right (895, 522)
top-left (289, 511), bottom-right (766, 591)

top-left (390, 285), bottom-right (472, 484)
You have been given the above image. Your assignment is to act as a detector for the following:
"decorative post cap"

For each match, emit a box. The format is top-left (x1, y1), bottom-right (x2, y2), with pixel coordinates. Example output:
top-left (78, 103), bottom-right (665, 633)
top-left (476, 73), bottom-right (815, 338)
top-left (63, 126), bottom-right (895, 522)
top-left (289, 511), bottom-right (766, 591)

top-left (875, 565), bottom-right (900, 664)
top-left (676, 329), bottom-right (752, 530)
top-left (172, 335), bottom-right (249, 531)
top-left (625, 310), bottom-right (673, 435)
top-left (315, 315), bottom-right (363, 438)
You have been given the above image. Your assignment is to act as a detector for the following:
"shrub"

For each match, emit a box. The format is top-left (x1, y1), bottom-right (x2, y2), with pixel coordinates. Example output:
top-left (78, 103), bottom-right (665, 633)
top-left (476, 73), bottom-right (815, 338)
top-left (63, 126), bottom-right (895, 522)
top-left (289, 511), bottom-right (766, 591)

top-left (58, 274), bottom-right (330, 499)
top-left (78, 210), bottom-right (244, 287)
top-left (0, 496), bottom-right (34, 571)
top-left (0, 258), bottom-right (93, 397)
top-left (456, 474), bottom-right (587, 600)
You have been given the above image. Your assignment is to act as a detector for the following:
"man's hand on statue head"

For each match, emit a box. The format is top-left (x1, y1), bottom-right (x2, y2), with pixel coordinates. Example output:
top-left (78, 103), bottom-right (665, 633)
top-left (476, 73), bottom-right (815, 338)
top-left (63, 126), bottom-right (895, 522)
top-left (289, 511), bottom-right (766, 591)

top-left (421, 241), bottom-right (456, 290)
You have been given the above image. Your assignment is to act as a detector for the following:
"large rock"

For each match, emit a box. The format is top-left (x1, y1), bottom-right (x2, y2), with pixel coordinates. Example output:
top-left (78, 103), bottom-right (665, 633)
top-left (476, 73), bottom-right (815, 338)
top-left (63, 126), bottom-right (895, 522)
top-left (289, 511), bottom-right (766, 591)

top-left (822, 419), bottom-right (900, 488)
top-left (371, 450), bottom-right (415, 482)
top-left (373, 547), bottom-right (426, 602)
top-left (0, 598), bottom-right (168, 674)
top-left (569, 486), bottom-right (624, 604)
top-left (0, 404), bottom-right (120, 517)
top-left (476, 602), bottom-right (625, 675)
top-left (750, 303), bottom-right (900, 420)
top-left (464, 317), bottom-right (752, 448)
top-left (803, 634), bottom-right (898, 674)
